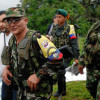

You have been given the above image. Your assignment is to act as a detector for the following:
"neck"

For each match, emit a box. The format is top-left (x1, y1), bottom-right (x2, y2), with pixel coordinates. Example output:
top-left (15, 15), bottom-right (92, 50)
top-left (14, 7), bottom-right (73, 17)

top-left (6, 32), bottom-right (10, 36)
top-left (15, 28), bottom-right (29, 46)
top-left (59, 21), bottom-right (65, 27)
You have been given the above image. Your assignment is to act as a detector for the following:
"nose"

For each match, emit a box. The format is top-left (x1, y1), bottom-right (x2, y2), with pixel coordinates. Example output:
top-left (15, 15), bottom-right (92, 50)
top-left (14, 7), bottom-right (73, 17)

top-left (56, 17), bottom-right (59, 21)
top-left (10, 21), bottom-right (15, 26)
top-left (0, 22), bottom-right (2, 27)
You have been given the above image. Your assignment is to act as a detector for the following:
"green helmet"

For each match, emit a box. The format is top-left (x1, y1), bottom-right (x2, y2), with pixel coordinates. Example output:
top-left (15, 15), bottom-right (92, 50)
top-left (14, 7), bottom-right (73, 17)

top-left (4, 7), bottom-right (25, 20)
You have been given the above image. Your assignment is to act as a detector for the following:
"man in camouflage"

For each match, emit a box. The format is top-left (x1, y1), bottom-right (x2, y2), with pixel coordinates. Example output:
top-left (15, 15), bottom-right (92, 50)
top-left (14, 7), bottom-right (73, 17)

top-left (46, 9), bottom-right (79, 97)
top-left (78, 20), bottom-right (100, 100)
top-left (0, 11), bottom-right (17, 100)
top-left (2, 7), bottom-right (63, 100)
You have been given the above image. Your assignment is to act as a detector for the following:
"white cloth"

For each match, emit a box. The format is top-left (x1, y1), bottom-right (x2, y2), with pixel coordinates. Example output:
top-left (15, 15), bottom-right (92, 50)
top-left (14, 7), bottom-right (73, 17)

top-left (0, 33), bottom-right (12, 78)
top-left (65, 68), bottom-right (86, 82)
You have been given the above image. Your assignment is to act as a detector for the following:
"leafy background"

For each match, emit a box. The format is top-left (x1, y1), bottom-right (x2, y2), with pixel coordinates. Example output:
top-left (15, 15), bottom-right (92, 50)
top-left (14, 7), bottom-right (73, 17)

top-left (17, 0), bottom-right (100, 36)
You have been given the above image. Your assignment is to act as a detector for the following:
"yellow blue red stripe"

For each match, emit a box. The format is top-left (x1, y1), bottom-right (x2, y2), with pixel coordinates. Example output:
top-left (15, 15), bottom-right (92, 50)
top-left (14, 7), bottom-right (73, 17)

top-left (69, 34), bottom-right (76, 39)
top-left (48, 50), bottom-right (63, 61)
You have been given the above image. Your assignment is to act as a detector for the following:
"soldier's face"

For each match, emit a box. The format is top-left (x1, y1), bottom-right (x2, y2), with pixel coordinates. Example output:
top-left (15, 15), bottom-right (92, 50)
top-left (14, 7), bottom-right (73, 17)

top-left (7, 17), bottom-right (28, 36)
top-left (56, 15), bottom-right (66, 26)
top-left (0, 14), bottom-right (8, 32)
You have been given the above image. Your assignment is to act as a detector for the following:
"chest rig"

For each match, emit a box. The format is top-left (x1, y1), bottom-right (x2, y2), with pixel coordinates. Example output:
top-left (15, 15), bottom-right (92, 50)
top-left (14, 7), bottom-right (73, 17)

top-left (51, 24), bottom-right (75, 48)
top-left (9, 30), bottom-right (43, 78)
top-left (84, 21), bottom-right (100, 66)
top-left (8, 31), bottom-right (57, 98)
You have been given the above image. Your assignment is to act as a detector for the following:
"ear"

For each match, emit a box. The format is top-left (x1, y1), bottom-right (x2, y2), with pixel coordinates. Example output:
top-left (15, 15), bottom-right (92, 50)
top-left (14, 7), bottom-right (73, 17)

top-left (24, 17), bottom-right (28, 25)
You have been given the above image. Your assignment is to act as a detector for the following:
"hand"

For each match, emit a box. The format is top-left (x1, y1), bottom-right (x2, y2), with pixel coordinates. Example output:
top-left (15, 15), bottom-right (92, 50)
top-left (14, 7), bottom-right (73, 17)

top-left (49, 36), bottom-right (53, 41)
top-left (46, 35), bottom-right (53, 41)
top-left (27, 74), bottom-right (40, 91)
top-left (46, 35), bottom-right (50, 39)
top-left (2, 65), bottom-right (12, 86)
top-left (78, 65), bottom-right (84, 74)
top-left (74, 59), bottom-right (79, 66)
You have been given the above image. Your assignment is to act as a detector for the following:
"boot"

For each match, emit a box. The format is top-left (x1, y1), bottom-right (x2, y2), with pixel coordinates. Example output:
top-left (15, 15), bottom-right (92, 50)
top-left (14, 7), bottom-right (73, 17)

top-left (53, 91), bottom-right (66, 97)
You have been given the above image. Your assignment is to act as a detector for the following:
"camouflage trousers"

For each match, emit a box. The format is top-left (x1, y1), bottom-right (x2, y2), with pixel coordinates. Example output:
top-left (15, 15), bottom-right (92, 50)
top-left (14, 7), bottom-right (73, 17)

top-left (86, 68), bottom-right (100, 100)
top-left (16, 87), bottom-right (52, 100)
top-left (17, 96), bottom-right (48, 100)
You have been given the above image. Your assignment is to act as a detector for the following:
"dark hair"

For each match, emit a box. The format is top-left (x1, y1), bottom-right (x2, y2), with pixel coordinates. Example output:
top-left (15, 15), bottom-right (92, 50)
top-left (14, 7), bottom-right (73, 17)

top-left (0, 11), bottom-right (5, 16)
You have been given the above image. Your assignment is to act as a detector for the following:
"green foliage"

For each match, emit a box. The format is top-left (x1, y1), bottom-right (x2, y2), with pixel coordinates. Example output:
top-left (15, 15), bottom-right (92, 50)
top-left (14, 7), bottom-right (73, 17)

top-left (51, 81), bottom-right (93, 100)
top-left (95, 5), bottom-right (100, 17)
top-left (77, 17), bottom-right (90, 36)
top-left (80, 0), bottom-right (100, 19)
top-left (22, 0), bottom-right (90, 36)
top-left (78, 37), bottom-right (86, 53)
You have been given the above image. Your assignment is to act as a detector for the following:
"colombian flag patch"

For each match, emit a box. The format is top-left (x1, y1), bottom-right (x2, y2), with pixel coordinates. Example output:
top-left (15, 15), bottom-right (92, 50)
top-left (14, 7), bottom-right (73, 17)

top-left (69, 25), bottom-right (76, 39)
top-left (48, 50), bottom-right (63, 61)
top-left (69, 34), bottom-right (76, 39)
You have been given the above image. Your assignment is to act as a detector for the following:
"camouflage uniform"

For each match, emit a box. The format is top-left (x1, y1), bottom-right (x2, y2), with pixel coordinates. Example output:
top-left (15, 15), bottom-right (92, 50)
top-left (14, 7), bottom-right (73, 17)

top-left (47, 10), bottom-right (79, 95)
top-left (54, 21), bottom-right (79, 93)
top-left (79, 21), bottom-right (100, 100)
top-left (2, 7), bottom-right (63, 100)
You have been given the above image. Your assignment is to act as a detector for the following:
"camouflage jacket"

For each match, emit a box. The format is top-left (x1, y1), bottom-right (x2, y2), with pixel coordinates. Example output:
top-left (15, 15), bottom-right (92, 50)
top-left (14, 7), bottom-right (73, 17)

top-left (47, 21), bottom-right (79, 59)
top-left (4, 30), bottom-right (63, 98)
top-left (79, 20), bottom-right (100, 67)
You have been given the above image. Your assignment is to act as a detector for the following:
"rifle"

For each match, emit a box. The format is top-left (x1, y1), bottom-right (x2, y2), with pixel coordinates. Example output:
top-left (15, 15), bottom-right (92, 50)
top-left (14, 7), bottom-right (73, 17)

top-left (58, 46), bottom-right (79, 75)
top-left (58, 45), bottom-right (74, 59)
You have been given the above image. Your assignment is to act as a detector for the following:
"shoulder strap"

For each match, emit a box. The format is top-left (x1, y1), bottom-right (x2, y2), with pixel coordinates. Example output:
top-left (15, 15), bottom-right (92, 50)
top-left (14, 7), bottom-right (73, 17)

top-left (9, 30), bottom-right (36, 46)
top-left (26, 30), bottom-right (36, 39)
top-left (9, 35), bottom-right (15, 46)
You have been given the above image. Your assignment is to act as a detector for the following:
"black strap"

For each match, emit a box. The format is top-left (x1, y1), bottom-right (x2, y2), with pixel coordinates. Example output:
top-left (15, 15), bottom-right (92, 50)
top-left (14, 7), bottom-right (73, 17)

top-left (4, 32), bottom-right (6, 46)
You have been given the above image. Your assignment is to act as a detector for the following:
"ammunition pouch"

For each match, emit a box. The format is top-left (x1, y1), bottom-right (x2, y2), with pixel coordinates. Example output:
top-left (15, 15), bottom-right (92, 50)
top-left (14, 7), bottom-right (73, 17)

top-left (1, 46), bottom-right (11, 65)
top-left (17, 77), bottom-right (52, 98)
top-left (85, 30), bottom-right (100, 65)
top-left (18, 39), bottom-right (31, 60)
top-left (85, 45), bottom-right (95, 65)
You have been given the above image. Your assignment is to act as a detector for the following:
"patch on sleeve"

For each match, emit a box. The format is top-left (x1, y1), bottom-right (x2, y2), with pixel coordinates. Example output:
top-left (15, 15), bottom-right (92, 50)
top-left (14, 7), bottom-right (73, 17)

top-left (47, 50), bottom-right (63, 61)
top-left (37, 35), bottom-right (62, 59)
top-left (41, 40), bottom-right (49, 48)
top-left (69, 25), bottom-right (76, 39)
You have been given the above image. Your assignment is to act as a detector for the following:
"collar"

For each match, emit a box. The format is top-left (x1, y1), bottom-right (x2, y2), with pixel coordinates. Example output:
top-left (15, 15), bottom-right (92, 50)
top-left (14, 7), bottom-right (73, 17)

top-left (59, 21), bottom-right (68, 30)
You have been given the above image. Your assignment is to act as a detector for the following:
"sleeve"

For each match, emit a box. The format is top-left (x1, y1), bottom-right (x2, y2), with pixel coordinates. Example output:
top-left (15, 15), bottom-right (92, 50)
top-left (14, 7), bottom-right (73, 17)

top-left (68, 25), bottom-right (80, 59)
top-left (79, 51), bottom-right (85, 66)
top-left (79, 40), bottom-right (88, 66)
top-left (32, 34), bottom-right (63, 79)
top-left (69, 38), bottom-right (80, 59)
